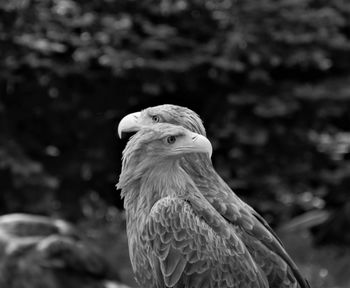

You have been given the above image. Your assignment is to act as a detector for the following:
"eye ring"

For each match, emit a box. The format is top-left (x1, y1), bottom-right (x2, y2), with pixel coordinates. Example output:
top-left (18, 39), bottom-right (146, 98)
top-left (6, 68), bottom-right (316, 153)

top-left (166, 136), bottom-right (176, 144)
top-left (152, 115), bottom-right (160, 123)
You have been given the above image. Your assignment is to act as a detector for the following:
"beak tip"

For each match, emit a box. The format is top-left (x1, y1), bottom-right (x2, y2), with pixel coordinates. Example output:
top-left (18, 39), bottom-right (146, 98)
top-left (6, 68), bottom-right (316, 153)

top-left (117, 111), bottom-right (141, 139)
top-left (191, 133), bottom-right (213, 158)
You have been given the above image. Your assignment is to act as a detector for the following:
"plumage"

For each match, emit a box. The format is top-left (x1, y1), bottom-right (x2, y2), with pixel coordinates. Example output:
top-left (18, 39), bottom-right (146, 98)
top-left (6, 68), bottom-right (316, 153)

top-left (118, 104), bottom-right (311, 288)
top-left (117, 124), bottom-right (268, 288)
top-left (0, 213), bottom-right (123, 288)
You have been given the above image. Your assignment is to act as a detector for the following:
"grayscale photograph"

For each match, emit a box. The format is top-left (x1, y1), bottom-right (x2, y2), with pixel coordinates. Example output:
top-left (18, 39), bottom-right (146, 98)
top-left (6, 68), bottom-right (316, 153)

top-left (1, 0), bottom-right (350, 287)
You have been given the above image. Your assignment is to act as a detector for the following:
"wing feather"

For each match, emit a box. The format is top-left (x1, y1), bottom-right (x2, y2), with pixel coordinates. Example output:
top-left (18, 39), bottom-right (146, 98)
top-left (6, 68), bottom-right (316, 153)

top-left (142, 196), bottom-right (268, 288)
top-left (197, 173), bottom-right (310, 288)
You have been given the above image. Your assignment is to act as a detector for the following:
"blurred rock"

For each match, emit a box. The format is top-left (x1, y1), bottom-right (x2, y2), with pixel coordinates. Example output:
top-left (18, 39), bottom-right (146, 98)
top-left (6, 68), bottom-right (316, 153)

top-left (0, 213), bottom-right (129, 288)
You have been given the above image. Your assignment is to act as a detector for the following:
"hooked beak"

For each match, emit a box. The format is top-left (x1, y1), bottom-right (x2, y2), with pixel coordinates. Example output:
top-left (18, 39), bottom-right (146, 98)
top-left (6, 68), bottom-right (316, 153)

top-left (118, 112), bottom-right (141, 139)
top-left (187, 132), bottom-right (212, 158)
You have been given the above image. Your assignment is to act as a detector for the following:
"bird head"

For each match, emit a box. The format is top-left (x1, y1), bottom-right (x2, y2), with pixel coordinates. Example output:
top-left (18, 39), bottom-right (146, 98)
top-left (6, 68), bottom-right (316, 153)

top-left (118, 123), bottom-right (212, 200)
top-left (118, 104), bottom-right (206, 139)
top-left (122, 123), bottom-right (212, 167)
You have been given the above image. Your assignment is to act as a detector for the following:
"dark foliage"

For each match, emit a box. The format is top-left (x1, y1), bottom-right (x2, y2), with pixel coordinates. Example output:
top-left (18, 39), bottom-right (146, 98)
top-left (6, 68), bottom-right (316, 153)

top-left (1, 0), bottom-right (350, 238)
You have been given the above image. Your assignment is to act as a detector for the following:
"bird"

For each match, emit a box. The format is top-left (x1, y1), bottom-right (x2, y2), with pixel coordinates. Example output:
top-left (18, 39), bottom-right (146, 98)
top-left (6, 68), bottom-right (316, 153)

top-left (0, 213), bottom-right (125, 288)
top-left (118, 104), bottom-right (311, 288)
top-left (117, 123), bottom-right (269, 288)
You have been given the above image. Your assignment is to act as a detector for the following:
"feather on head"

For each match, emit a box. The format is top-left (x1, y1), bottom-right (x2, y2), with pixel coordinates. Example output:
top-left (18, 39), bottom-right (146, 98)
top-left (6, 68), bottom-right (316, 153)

top-left (118, 104), bottom-right (206, 139)
top-left (117, 123), bottom-right (211, 192)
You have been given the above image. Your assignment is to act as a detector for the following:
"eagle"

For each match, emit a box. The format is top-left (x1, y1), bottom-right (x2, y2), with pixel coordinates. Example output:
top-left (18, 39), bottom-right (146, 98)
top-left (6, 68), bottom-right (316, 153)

top-left (117, 104), bottom-right (310, 288)
top-left (117, 124), bottom-right (269, 288)
top-left (0, 213), bottom-right (126, 288)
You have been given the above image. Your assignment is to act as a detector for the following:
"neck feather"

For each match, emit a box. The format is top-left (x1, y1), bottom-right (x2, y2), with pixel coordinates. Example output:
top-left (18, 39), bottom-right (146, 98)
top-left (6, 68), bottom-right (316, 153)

top-left (181, 153), bottom-right (236, 195)
top-left (118, 157), bottom-right (195, 212)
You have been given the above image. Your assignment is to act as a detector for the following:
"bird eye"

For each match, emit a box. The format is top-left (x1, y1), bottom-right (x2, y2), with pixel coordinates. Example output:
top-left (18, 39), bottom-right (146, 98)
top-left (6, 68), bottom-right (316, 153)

top-left (166, 136), bottom-right (176, 144)
top-left (152, 115), bottom-right (160, 123)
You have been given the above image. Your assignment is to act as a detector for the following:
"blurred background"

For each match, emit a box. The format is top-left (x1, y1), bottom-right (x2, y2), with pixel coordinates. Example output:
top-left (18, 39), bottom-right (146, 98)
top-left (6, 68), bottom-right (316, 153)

top-left (1, 0), bottom-right (350, 287)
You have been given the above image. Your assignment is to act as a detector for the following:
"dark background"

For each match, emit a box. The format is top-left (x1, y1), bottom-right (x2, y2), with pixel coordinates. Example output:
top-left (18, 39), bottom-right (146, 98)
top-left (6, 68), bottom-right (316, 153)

top-left (1, 0), bottom-right (350, 287)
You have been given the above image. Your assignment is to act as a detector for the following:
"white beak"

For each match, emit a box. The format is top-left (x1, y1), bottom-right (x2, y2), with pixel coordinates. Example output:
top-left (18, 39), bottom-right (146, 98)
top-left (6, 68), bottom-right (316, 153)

top-left (189, 132), bottom-right (213, 158)
top-left (117, 112), bottom-right (141, 139)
